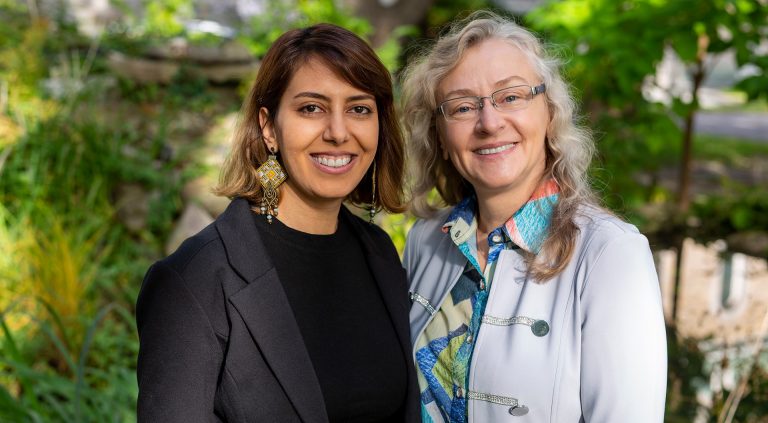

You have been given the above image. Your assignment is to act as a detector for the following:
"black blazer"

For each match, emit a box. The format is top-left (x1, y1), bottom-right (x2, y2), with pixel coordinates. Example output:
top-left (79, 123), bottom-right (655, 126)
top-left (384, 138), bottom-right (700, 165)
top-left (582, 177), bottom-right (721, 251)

top-left (136, 198), bottom-right (419, 422)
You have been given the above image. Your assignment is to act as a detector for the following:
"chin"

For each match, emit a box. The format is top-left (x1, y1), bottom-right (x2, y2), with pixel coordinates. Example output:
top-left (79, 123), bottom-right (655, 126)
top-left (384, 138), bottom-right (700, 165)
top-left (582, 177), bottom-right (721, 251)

top-left (312, 188), bottom-right (356, 203)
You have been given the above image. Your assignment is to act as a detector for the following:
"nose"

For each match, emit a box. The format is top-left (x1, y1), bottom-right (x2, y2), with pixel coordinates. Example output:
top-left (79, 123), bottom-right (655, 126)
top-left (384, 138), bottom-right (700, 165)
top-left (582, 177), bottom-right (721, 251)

top-left (476, 97), bottom-right (504, 134)
top-left (323, 111), bottom-right (349, 144)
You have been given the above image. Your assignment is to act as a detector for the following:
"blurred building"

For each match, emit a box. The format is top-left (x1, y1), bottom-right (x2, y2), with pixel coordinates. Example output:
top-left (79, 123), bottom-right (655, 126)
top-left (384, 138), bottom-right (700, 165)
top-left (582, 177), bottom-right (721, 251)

top-left (657, 240), bottom-right (768, 420)
top-left (658, 241), bottom-right (768, 345)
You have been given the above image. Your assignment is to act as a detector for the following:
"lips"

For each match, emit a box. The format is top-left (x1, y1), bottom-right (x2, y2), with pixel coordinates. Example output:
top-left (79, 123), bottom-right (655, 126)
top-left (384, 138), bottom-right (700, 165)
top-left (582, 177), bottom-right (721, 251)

top-left (310, 154), bottom-right (354, 168)
top-left (475, 143), bottom-right (517, 155)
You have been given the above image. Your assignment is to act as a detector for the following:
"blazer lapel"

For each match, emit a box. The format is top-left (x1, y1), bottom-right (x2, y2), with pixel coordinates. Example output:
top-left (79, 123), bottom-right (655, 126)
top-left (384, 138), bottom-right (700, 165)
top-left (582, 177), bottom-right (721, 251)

top-left (342, 209), bottom-right (420, 422)
top-left (366, 254), bottom-right (411, 353)
top-left (341, 209), bottom-right (412, 374)
top-left (216, 199), bottom-right (327, 423)
top-left (228, 274), bottom-right (327, 423)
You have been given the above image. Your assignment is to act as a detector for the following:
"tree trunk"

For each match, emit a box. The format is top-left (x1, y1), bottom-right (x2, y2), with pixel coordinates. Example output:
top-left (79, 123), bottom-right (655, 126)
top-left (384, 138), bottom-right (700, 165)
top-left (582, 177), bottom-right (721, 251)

top-left (672, 34), bottom-right (709, 327)
top-left (670, 236), bottom-right (684, 325)
top-left (341, 0), bottom-right (436, 47)
top-left (677, 33), bottom-right (709, 213)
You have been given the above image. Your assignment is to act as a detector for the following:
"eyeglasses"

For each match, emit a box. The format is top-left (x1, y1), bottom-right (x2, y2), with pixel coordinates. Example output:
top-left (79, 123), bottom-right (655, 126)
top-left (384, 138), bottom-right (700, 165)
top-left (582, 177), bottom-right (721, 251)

top-left (437, 83), bottom-right (546, 121)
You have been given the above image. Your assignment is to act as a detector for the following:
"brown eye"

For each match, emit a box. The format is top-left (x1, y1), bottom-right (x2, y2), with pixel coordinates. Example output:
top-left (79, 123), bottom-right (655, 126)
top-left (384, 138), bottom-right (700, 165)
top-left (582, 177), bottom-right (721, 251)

top-left (350, 105), bottom-right (372, 114)
top-left (301, 104), bottom-right (321, 113)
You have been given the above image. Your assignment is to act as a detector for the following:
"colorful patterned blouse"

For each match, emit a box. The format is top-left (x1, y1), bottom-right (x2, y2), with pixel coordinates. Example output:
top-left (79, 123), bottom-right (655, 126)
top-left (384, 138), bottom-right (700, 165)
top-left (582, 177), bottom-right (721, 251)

top-left (414, 179), bottom-right (559, 423)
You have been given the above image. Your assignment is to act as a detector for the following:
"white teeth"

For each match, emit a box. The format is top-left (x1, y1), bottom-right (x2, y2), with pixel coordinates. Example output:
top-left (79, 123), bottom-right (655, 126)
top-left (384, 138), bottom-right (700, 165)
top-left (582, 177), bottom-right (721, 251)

top-left (313, 155), bottom-right (352, 168)
top-left (477, 144), bottom-right (515, 155)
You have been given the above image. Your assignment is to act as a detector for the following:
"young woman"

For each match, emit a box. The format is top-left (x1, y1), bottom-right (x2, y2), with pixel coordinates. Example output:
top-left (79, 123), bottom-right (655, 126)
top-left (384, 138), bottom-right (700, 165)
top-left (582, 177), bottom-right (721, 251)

top-left (136, 24), bottom-right (419, 423)
top-left (401, 12), bottom-right (667, 422)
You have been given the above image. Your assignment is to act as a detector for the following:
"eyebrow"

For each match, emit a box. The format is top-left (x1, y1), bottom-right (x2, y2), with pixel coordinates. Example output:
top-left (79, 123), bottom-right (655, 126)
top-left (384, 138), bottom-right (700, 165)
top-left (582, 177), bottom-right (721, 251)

top-left (293, 92), bottom-right (376, 102)
top-left (442, 75), bottom-right (529, 100)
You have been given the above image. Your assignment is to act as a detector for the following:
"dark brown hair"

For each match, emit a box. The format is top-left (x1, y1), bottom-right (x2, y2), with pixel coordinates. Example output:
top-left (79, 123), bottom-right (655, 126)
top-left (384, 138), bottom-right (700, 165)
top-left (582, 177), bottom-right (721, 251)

top-left (215, 23), bottom-right (405, 213)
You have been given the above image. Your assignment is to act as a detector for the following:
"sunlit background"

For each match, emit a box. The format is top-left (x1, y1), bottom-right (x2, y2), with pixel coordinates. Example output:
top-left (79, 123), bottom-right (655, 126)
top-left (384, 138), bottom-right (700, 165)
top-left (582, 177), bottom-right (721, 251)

top-left (1, 0), bottom-right (767, 421)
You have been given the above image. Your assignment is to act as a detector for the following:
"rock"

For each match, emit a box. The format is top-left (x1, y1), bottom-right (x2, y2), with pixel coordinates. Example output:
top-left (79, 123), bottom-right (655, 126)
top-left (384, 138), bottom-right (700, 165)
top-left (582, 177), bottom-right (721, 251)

top-left (727, 231), bottom-right (768, 258)
top-left (108, 52), bottom-right (180, 85)
top-left (165, 203), bottom-right (215, 255)
top-left (182, 177), bottom-right (230, 218)
top-left (146, 37), bottom-right (253, 63)
top-left (115, 183), bottom-right (150, 233)
top-left (198, 62), bottom-right (258, 84)
top-left (107, 44), bottom-right (258, 84)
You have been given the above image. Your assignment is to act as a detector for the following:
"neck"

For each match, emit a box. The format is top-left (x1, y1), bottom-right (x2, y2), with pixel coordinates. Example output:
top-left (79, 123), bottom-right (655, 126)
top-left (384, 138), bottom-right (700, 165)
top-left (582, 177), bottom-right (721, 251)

top-left (475, 176), bottom-right (543, 234)
top-left (274, 184), bottom-right (342, 235)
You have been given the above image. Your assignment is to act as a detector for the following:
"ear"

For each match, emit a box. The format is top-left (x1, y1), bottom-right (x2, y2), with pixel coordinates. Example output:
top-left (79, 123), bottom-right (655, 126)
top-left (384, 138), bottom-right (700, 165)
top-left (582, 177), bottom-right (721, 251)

top-left (259, 107), bottom-right (277, 152)
top-left (434, 126), bottom-right (449, 161)
top-left (441, 143), bottom-right (449, 161)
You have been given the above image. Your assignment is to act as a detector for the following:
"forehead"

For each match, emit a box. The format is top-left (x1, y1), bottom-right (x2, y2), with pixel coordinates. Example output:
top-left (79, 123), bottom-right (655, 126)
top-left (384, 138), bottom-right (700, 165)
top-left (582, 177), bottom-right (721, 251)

top-left (437, 38), bottom-right (539, 99)
top-left (284, 58), bottom-right (349, 91)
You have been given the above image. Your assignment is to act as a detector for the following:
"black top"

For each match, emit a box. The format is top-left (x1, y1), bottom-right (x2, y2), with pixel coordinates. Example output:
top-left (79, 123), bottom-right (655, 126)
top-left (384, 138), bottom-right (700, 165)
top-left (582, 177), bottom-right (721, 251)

top-left (254, 212), bottom-right (407, 423)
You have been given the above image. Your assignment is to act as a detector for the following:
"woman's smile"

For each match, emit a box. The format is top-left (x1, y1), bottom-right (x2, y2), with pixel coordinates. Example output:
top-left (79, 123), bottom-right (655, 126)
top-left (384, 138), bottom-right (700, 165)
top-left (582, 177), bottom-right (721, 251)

top-left (310, 153), bottom-right (357, 173)
top-left (474, 142), bottom-right (518, 156)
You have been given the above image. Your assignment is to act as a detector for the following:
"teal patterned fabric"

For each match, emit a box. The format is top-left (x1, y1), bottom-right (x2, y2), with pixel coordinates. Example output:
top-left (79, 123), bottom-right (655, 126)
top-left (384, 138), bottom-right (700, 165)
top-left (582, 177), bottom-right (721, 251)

top-left (414, 180), bottom-right (559, 422)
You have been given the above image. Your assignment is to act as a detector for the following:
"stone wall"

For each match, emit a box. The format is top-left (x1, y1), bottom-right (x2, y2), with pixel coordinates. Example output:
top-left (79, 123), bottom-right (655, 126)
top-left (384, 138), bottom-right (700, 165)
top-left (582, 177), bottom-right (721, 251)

top-left (657, 238), bottom-right (768, 346)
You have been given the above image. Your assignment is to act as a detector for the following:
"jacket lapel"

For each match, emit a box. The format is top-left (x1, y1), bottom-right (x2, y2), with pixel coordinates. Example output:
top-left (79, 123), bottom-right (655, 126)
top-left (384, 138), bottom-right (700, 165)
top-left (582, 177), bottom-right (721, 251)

top-left (341, 208), bottom-right (410, 345)
top-left (216, 199), bottom-right (327, 423)
top-left (365, 253), bottom-right (411, 355)
top-left (341, 208), bottom-right (419, 421)
top-left (228, 274), bottom-right (327, 423)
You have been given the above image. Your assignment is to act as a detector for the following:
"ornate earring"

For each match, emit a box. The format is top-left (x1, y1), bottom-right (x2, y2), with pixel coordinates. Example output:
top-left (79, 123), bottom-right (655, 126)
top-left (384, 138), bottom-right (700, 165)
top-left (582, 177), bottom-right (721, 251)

top-left (368, 161), bottom-right (377, 224)
top-left (256, 146), bottom-right (286, 224)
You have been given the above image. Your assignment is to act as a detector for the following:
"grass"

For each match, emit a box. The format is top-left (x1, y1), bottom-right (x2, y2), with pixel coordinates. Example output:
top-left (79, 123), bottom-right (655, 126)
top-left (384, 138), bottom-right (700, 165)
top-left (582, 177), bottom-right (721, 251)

top-left (693, 134), bottom-right (768, 164)
top-left (709, 97), bottom-right (768, 113)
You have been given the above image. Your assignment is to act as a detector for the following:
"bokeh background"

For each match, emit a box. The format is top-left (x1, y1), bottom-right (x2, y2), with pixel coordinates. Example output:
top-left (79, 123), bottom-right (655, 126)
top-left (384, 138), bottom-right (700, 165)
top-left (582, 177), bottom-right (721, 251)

top-left (1, 0), bottom-right (767, 421)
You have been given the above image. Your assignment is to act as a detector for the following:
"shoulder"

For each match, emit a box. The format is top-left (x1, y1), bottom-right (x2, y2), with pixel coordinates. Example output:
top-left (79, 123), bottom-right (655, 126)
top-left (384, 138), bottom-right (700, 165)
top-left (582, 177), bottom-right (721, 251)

top-left (161, 223), bottom-right (225, 276)
top-left (570, 205), bottom-right (658, 294)
top-left (403, 209), bottom-right (455, 274)
top-left (573, 205), bottom-right (648, 253)
top-left (406, 208), bottom-right (451, 250)
top-left (137, 217), bottom-right (234, 328)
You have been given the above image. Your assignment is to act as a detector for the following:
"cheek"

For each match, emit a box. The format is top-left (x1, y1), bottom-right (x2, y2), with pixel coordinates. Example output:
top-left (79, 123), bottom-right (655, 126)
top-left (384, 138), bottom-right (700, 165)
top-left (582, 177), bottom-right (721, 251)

top-left (440, 127), bottom-right (468, 157)
top-left (348, 120), bottom-right (380, 153)
top-left (365, 119), bottom-right (381, 149)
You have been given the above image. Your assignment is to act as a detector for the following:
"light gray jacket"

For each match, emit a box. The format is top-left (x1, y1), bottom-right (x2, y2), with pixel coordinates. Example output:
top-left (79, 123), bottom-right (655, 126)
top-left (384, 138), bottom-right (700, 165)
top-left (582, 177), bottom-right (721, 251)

top-left (404, 206), bottom-right (667, 422)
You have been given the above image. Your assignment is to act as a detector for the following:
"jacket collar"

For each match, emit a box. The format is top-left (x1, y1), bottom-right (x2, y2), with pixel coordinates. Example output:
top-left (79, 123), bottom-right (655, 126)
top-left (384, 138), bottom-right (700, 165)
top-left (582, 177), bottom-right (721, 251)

top-left (341, 206), bottom-right (413, 353)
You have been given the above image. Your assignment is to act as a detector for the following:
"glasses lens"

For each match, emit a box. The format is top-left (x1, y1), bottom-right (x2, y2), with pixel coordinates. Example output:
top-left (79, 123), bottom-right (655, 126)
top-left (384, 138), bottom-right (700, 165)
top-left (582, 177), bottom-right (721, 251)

top-left (493, 86), bottom-right (532, 111)
top-left (442, 99), bottom-right (480, 120)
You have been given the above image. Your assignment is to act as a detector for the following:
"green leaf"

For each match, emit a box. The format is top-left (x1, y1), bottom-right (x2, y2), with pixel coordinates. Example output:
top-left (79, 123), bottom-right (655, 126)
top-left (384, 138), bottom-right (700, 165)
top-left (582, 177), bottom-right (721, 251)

top-left (730, 206), bottom-right (752, 230)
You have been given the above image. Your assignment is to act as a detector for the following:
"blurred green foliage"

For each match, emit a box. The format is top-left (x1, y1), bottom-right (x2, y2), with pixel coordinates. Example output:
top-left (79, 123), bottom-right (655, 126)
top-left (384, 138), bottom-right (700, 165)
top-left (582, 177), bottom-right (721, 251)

top-left (240, 0), bottom-right (370, 58)
top-left (0, 3), bottom-right (198, 419)
top-left (528, 0), bottom-right (768, 246)
top-left (239, 0), bottom-right (411, 72)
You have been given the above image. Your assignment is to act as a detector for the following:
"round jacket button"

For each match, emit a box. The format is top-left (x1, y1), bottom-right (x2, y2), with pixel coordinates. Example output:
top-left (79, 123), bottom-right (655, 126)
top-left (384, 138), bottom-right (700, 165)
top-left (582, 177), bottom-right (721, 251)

top-left (531, 320), bottom-right (550, 337)
top-left (491, 234), bottom-right (503, 243)
top-left (509, 405), bottom-right (529, 416)
top-left (455, 387), bottom-right (463, 398)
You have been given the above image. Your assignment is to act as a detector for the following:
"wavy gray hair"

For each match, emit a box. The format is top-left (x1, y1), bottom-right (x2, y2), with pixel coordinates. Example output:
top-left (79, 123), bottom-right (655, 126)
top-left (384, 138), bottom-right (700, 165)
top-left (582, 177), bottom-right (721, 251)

top-left (401, 10), bottom-right (600, 280)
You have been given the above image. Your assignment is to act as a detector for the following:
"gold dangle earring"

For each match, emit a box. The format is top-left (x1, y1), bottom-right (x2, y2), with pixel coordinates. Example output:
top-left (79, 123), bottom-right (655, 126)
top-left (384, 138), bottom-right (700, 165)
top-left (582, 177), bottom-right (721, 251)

top-left (368, 161), bottom-right (377, 224)
top-left (256, 146), bottom-right (286, 224)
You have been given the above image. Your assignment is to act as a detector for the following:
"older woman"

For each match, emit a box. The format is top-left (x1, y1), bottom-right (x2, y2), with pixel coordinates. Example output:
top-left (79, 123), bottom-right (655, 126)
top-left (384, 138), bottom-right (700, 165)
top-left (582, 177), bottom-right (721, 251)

top-left (401, 12), bottom-right (667, 422)
top-left (136, 24), bottom-right (419, 422)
